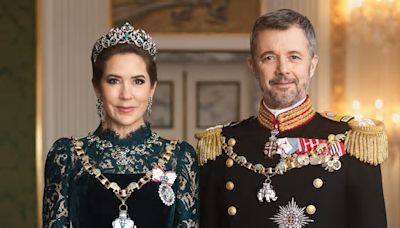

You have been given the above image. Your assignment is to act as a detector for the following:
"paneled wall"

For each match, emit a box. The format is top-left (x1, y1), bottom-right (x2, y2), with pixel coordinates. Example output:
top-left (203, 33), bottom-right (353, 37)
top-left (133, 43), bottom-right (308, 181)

top-left (41, 0), bottom-right (109, 157)
top-left (38, 0), bottom-right (109, 226)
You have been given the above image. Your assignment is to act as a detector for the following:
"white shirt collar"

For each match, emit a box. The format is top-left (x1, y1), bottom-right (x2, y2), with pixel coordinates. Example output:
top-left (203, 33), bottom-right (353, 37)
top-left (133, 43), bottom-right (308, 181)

top-left (263, 97), bottom-right (307, 118)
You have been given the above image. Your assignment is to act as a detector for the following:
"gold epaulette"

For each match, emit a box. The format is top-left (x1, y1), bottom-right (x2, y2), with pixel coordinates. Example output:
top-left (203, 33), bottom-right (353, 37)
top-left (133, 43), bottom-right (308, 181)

top-left (321, 111), bottom-right (354, 122)
top-left (345, 118), bottom-right (388, 165)
top-left (195, 125), bottom-right (224, 166)
top-left (321, 111), bottom-right (388, 165)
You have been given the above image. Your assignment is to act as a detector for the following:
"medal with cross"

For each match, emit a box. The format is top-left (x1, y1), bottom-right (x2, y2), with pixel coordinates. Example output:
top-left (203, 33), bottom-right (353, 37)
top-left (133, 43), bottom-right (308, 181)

top-left (264, 126), bottom-right (279, 159)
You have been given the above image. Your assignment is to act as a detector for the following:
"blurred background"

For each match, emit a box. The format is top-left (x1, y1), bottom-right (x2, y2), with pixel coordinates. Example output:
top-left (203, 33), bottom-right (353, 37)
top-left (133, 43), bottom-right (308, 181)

top-left (0, 0), bottom-right (399, 227)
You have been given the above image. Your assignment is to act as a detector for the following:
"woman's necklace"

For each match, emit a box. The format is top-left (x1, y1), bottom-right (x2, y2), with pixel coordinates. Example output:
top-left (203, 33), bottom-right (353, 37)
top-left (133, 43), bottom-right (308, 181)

top-left (72, 138), bottom-right (178, 228)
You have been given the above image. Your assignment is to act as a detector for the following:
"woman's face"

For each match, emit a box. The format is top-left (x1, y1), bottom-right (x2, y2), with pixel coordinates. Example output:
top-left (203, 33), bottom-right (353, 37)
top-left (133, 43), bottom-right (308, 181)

top-left (96, 53), bottom-right (156, 131)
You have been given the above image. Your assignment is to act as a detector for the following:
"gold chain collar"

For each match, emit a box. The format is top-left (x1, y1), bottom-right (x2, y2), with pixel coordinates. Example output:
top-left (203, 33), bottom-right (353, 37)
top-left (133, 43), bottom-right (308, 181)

top-left (71, 138), bottom-right (177, 204)
top-left (221, 133), bottom-right (346, 178)
top-left (223, 137), bottom-right (279, 178)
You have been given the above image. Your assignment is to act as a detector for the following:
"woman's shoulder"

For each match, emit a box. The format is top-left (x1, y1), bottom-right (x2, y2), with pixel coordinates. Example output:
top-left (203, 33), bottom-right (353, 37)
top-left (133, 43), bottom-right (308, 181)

top-left (46, 137), bottom-right (72, 158)
top-left (157, 136), bottom-right (195, 153)
top-left (45, 137), bottom-right (74, 171)
top-left (47, 137), bottom-right (72, 155)
top-left (160, 137), bottom-right (197, 165)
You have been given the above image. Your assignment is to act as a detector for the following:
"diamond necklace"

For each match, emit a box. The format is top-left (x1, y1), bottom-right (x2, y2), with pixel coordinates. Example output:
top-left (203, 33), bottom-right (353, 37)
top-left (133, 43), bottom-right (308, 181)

top-left (72, 138), bottom-right (177, 228)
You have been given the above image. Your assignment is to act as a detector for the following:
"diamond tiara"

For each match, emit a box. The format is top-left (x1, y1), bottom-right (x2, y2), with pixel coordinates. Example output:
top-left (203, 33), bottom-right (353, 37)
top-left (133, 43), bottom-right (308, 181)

top-left (91, 22), bottom-right (158, 63)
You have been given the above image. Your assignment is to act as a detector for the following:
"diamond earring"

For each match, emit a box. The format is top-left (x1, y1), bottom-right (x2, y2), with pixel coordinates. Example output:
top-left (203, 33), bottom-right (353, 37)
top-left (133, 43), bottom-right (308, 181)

top-left (96, 97), bottom-right (105, 121)
top-left (147, 96), bottom-right (153, 116)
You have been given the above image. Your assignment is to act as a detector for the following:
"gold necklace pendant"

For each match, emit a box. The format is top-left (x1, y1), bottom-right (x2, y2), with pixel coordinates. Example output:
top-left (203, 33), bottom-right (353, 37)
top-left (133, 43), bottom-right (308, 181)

top-left (112, 204), bottom-right (137, 228)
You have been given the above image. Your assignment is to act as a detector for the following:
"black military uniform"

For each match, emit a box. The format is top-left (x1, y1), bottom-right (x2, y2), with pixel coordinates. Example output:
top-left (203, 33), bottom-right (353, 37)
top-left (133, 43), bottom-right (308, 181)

top-left (196, 97), bottom-right (387, 228)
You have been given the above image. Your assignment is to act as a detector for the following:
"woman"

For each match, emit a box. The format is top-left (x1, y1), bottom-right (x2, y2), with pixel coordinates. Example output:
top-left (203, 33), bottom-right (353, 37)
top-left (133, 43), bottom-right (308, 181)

top-left (43, 23), bottom-right (199, 228)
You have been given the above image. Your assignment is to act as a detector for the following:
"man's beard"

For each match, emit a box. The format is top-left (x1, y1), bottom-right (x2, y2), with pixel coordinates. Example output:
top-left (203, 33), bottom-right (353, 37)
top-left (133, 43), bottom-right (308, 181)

top-left (263, 75), bottom-right (309, 109)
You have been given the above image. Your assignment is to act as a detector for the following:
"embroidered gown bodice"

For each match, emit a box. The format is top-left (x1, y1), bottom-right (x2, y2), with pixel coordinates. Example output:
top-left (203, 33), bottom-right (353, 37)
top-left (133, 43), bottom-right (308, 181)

top-left (43, 124), bottom-right (199, 228)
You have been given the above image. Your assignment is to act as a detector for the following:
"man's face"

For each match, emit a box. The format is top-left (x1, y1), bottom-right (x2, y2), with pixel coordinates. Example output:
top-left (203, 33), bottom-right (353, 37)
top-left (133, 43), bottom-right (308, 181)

top-left (248, 26), bottom-right (318, 109)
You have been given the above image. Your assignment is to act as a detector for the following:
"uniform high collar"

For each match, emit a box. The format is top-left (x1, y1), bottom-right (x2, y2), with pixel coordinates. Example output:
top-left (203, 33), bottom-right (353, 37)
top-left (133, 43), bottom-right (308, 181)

top-left (257, 96), bottom-right (316, 132)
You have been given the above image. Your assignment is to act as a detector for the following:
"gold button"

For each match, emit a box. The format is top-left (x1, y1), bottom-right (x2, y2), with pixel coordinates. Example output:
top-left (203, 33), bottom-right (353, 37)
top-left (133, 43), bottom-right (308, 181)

top-left (313, 178), bottom-right (323, 189)
top-left (226, 181), bottom-right (234, 191)
top-left (227, 206), bottom-right (237, 216)
top-left (226, 158), bottom-right (234, 168)
top-left (228, 138), bottom-right (236, 146)
top-left (306, 205), bottom-right (316, 215)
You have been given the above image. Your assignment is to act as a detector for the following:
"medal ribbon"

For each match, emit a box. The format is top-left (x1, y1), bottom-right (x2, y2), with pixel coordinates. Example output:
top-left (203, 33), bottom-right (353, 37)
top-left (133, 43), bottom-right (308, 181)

top-left (276, 137), bottom-right (346, 157)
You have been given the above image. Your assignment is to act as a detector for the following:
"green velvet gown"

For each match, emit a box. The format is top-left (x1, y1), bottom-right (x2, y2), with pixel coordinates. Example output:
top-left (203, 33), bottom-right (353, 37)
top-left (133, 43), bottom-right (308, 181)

top-left (42, 124), bottom-right (199, 228)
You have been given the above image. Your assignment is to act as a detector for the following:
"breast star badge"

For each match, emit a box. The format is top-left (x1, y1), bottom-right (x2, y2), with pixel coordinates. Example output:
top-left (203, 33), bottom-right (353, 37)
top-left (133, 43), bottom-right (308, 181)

top-left (270, 198), bottom-right (313, 228)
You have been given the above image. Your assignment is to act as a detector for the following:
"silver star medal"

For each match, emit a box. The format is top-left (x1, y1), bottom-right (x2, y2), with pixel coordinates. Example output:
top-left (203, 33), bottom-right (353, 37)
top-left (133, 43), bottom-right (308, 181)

top-left (257, 177), bottom-right (278, 203)
top-left (270, 198), bottom-right (313, 228)
top-left (152, 167), bottom-right (176, 206)
top-left (112, 206), bottom-right (136, 228)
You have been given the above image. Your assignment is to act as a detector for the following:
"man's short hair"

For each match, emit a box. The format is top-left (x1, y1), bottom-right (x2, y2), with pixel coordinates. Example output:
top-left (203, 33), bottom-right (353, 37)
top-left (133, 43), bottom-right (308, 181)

top-left (250, 9), bottom-right (317, 57)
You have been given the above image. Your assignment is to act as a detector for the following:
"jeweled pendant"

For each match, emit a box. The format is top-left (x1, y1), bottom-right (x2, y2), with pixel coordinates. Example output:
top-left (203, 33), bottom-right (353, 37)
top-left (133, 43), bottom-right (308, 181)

top-left (158, 183), bottom-right (175, 206)
top-left (112, 208), bottom-right (137, 228)
top-left (257, 179), bottom-right (278, 203)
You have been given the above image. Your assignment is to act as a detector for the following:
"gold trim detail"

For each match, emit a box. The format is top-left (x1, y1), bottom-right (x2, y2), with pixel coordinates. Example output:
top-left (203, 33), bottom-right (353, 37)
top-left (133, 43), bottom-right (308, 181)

top-left (195, 126), bottom-right (223, 166)
top-left (257, 97), bottom-right (316, 132)
top-left (345, 119), bottom-right (388, 165)
top-left (35, 0), bottom-right (43, 226)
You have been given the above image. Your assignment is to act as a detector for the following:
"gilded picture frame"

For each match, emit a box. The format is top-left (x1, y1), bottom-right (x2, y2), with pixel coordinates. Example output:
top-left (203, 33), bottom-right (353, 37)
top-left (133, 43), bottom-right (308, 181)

top-left (111, 0), bottom-right (265, 50)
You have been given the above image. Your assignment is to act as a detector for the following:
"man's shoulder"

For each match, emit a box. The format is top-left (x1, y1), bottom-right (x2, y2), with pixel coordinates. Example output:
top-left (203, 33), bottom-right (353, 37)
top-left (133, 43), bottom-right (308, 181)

top-left (319, 111), bottom-right (388, 166)
top-left (223, 116), bottom-right (257, 132)
top-left (195, 116), bottom-right (256, 166)
top-left (319, 111), bottom-right (354, 123)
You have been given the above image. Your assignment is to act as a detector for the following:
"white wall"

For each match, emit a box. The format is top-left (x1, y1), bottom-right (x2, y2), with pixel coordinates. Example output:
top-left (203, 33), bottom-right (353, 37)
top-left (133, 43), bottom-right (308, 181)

top-left (41, 0), bottom-right (109, 157)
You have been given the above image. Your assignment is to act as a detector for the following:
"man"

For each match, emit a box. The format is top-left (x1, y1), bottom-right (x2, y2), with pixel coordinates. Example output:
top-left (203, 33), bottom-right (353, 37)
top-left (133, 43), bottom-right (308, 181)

top-left (196, 9), bottom-right (387, 228)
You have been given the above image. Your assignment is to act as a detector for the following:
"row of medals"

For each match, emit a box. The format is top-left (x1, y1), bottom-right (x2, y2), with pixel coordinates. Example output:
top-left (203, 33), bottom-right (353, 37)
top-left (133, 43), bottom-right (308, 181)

top-left (257, 129), bottom-right (341, 203)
